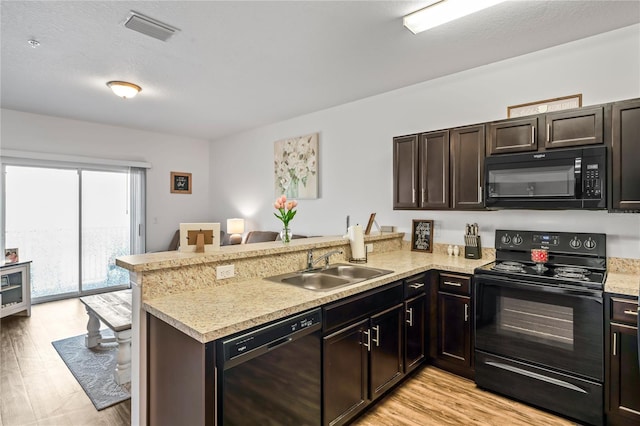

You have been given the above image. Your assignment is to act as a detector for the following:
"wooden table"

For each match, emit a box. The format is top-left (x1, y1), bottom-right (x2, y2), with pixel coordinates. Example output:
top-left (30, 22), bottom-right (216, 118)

top-left (80, 289), bottom-right (132, 385)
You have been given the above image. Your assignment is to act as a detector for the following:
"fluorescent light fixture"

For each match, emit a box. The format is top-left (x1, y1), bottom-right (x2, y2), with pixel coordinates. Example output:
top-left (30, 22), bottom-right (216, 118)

top-left (106, 81), bottom-right (142, 99)
top-left (403, 0), bottom-right (506, 34)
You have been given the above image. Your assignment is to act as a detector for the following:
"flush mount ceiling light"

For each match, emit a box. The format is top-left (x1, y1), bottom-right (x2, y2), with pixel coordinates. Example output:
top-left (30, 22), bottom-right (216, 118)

top-left (106, 81), bottom-right (142, 99)
top-left (403, 0), bottom-right (506, 34)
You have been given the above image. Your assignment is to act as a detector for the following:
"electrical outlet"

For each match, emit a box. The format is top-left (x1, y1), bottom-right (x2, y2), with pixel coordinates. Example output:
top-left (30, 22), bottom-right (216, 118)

top-left (216, 264), bottom-right (235, 279)
top-left (365, 243), bottom-right (373, 253)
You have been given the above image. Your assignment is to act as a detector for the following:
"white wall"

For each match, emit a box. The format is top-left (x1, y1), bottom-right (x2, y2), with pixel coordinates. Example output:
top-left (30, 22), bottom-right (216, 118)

top-left (0, 110), bottom-right (211, 252)
top-left (209, 24), bottom-right (640, 258)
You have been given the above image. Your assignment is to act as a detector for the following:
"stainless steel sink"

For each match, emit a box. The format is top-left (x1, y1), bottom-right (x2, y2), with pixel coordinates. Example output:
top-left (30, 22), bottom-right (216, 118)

top-left (266, 264), bottom-right (394, 291)
top-left (321, 264), bottom-right (389, 280)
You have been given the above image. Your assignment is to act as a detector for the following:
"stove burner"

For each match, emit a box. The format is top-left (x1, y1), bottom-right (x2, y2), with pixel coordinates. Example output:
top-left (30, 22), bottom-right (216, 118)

top-left (554, 266), bottom-right (591, 280)
top-left (492, 261), bottom-right (525, 272)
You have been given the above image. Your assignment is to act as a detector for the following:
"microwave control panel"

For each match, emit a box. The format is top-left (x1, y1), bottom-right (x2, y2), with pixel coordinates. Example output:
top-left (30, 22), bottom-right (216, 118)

top-left (583, 162), bottom-right (602, 199)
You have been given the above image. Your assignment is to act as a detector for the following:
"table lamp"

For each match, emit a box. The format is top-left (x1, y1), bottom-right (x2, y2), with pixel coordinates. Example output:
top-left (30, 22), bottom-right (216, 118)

top-left (227, 218), bottom-right (245, 245)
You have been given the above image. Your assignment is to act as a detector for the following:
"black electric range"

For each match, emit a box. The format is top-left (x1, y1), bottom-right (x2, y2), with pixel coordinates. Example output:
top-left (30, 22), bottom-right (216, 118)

top-left (475, 229), bottom-right (607, 291)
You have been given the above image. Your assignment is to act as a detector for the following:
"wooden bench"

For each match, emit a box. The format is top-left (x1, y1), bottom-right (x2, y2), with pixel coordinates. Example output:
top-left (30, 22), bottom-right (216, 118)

top-left (80, 289), bottom-right (132, 385)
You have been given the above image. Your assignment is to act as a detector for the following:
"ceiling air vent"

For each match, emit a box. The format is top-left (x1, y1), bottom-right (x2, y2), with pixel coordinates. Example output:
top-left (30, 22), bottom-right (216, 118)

top-left (124, 11), bottom-right (179, 42)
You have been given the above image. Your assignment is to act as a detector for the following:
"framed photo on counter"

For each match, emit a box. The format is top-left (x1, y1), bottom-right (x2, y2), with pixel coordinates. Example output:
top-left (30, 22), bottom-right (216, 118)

top-left (364, 213), bottom-right (376, 235)
top-left (411, 220), bottom-right (433, 253)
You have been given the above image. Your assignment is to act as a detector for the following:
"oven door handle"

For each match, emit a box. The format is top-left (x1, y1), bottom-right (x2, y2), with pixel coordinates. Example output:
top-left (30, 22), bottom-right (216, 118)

top-left (485, 360), bottom-right (588, 394)
top-left (477, 276), bottom-right (603, 303)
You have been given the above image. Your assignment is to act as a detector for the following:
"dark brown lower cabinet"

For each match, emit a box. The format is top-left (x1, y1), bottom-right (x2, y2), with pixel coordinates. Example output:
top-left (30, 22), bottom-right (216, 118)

top-left (370, 305), bottom-right (404, 399)
top-left (432, 272), bottom-right (474, 379)
top-left (606, 295), bottom-right (640, 425)
top-left (404, 293), bottom-right (426, 373)
top-left (148, 314), bottom-right (215, 426)
top-left (437, 293), bottom-right (471, 368)
top-left (323, 318), bottom-right (369, 426)
top-left (323, 304), bottom-right (404, 426)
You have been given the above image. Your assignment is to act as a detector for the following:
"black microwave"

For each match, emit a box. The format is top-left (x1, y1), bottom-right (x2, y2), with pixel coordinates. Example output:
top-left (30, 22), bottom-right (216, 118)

top-left (485, 146), bottom-right (606, 209)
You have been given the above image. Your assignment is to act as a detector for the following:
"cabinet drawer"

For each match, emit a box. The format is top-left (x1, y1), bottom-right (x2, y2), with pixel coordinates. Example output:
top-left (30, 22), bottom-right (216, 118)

top-left (611, 296), bottom-right (639, 326)
top-left (404, 273), bottom-right (427, 299)
top-left (323, 281), bottom-right (403, 334)
top-left (439, 273), bottom-right (471, 295)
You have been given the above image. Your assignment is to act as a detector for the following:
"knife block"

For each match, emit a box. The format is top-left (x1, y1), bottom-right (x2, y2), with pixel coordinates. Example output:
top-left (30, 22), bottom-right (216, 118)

top-left (464, 236), bottom-right (482, 259)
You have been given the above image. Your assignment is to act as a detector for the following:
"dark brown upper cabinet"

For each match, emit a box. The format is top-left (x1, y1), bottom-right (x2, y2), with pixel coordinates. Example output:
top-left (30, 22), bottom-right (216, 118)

top-left (487, 116), bottom-right (540, 155)
top-left (392, 134), bottom-right (419, 209)
top-left (393, 131), bottom-right (450, 210)
top-left (611, 98), bottom-right (640, 211)
top-left (544, 105), bottom-right (604, 149)
top-left (450, 124), bottom-right (485, 210)
top-left (419, 130), bottom-right (450, 209)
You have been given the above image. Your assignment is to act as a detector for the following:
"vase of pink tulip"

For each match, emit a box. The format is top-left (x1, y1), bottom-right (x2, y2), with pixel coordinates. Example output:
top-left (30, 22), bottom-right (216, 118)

top-left (273, 195), bottom-right (297, 243)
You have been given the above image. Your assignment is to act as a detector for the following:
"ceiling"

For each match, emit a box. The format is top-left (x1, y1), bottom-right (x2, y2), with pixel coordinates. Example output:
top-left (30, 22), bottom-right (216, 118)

top-left (1, 1), bottom-right (639, 141)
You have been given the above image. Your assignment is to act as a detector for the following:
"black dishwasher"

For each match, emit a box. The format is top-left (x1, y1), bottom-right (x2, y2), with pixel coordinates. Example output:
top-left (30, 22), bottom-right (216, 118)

top-left (217, 308), bottom-right (322, 425)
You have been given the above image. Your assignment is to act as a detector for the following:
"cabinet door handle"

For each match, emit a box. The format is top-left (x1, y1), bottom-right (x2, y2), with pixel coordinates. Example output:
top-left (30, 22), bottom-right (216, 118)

top-left (531, 126), bottom-right (535, 145)
top-left (464, 304), bottom-right (469, 322)
top-left (443, 281), bottom-right (462, 287)
top-left (546, 123), bottom-right (551, 143)
top-left (372, 325), bottom-right (380, 347)
top-left (406, 307), bottom-right (413, 327)
top-left (612, 332), bottom-right (617, 357)
top-left (412, 188), bottom-right (416, 204)
top-left (421, 188), bottom-right (425, 204)
top-left (409, 282), bottom-right (424, 289)
top-left (363, 329), bottom-right (371, 352)
top-left (623, 309), bottom-right (638, 316)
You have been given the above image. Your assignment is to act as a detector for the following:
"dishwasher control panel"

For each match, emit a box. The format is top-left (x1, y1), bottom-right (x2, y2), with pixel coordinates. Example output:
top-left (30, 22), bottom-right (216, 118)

top-left (222, 308), bottom-right (322, 361)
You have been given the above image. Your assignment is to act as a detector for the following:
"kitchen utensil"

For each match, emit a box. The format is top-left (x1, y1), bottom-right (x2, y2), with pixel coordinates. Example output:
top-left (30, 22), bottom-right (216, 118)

top-left (464, 223), bottom-right (482, 259)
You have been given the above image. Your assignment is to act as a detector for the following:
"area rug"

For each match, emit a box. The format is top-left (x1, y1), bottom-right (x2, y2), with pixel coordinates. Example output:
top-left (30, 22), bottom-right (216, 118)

top-left (52, 330), bottom-right (130, 410)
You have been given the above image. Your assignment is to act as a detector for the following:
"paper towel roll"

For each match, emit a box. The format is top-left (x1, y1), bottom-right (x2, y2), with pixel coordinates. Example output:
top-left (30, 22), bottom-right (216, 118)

top-left (346, 224), bottom-right (366, 260)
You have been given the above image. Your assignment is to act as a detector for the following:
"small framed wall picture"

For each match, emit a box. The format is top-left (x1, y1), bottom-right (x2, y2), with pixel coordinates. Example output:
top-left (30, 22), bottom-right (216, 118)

top-left (411, 220), bottom-right (434, 253)
top-left (170, 171), bottom-right (192, 194)
top-left (4, 248), bottom-right (19, 263)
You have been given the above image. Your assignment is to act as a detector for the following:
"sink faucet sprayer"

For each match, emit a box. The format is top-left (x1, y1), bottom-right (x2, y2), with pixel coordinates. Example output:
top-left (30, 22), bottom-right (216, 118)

top-left (307, 249), bottom-right (343, 270)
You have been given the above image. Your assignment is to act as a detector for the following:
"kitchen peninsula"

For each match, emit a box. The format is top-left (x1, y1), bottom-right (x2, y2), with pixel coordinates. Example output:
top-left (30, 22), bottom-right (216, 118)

top-left (116, 233), bottom-right (639, 425)
top-left (116, 232), bottom-right (487, 425)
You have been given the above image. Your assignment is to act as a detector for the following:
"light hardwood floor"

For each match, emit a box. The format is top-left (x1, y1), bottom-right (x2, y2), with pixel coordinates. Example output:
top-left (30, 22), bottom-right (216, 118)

top-left (2, 298), bottom-right (576, 426)
top-left (1, 298), bottom-right (130, 426)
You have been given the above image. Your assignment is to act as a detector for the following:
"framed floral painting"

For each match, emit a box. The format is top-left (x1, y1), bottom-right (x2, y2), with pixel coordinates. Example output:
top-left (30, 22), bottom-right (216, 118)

top-left (274, 132), bottom-right (319, 199)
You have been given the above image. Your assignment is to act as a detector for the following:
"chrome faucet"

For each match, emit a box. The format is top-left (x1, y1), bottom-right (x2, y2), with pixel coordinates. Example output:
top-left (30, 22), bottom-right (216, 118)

top-left (306, 249), bottom-right (343, 270)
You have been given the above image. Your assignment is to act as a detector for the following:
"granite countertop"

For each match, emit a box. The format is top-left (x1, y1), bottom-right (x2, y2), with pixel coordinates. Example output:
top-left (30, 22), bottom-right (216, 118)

top-left (604, 272), bottom-right (640, 298)
top-left (143, 250), bottom-right (491, 343)
top-left (142, 248), bottom-right (640, 344)
top-left (117, 233), bottom-right (402, 273)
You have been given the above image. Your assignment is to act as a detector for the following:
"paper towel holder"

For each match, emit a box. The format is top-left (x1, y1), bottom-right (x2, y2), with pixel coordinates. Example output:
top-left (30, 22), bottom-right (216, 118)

top-left (349, 249), bottom-right (367, 264)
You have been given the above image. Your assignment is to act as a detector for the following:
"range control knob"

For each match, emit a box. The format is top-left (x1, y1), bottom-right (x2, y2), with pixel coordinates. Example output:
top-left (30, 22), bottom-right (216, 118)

top-left (512, 235), bottom-right (523, 245)
top-left (569, 237), bottom-right (582, 249)
top-left (584, 238), bottom-right (597, 250)
top-left (501, 234), bottom-right (511, 245)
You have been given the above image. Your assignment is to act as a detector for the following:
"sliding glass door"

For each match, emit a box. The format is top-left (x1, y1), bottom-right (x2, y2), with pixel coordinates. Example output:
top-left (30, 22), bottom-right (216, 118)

top-left (5, 166), bottom-right (80, 299)
top-left (81, 170), bottom-right (130, 292)
top-left (4, 164), bottom-right (140, 302)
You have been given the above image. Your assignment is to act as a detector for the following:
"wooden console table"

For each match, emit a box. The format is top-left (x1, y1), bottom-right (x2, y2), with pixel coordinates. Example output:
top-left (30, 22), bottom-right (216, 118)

top-left (80, 289), bottom-right (132, 385)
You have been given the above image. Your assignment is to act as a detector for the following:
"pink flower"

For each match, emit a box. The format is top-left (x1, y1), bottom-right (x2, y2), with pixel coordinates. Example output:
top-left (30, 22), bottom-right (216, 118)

top-left (273, 196), bottom-right (298, 228)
